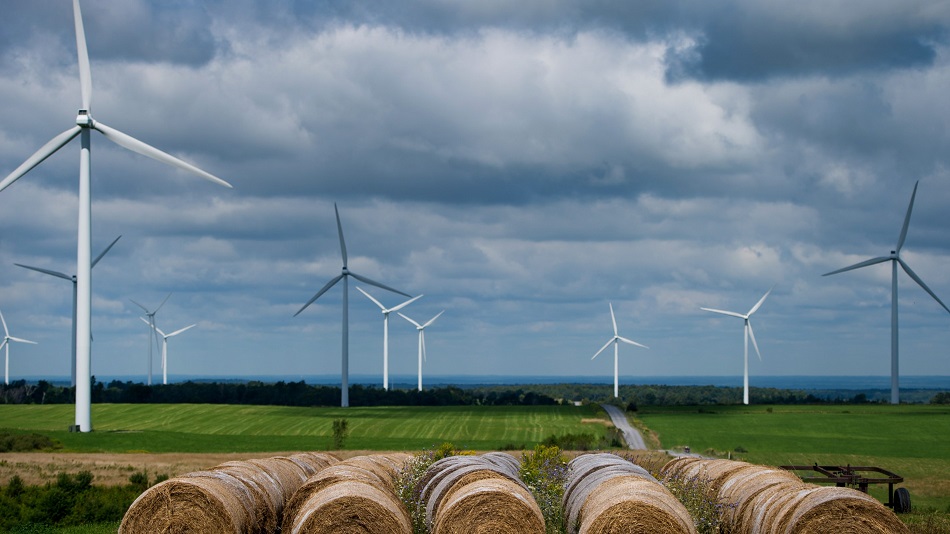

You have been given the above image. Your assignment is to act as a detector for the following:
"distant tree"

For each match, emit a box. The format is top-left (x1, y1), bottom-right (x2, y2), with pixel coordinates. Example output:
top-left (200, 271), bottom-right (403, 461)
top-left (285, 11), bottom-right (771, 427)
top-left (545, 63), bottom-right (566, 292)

top-left (931, 392), bottom-right (950, 404)
top-left (332, 418), bottom-right (349, 449)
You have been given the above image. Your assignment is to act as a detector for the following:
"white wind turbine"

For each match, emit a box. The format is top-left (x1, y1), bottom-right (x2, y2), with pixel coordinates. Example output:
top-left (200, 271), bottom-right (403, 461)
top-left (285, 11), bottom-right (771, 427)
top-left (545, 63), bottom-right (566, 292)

top-left (15, 235), bottom-right (121, 386)
top-left (295, 203), bottom-right (411, 407)
top-left (398, 311), bottom-right (445, 392)
top-left (140, 318), bottom-right (195, 385)
top-left (356, 287), bottom-right (422, 390)
top-left (1, 307), bottom-right (38, 385)
top-left (591, 303), bottom-right (649, 398)
top-left (701, 287), bottom-right (773, 405)
top-left (823, 181), bottom-right (949, 404)
top-left (130, 294), bottom-right (172, 386)
top-left (0, 0), bottom-right (231, 432)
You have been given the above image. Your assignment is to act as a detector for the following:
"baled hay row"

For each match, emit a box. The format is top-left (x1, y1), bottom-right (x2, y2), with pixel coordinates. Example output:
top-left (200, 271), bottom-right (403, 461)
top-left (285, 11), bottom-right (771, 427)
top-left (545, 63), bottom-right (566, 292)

top-left (745, 481), bottom-right (813, 533)
top-left (119, 470), bottom-right (259, 534)
top-left (775, 486), bottom-right (909, 533)
top-left (288, 451), bottom-right (340, 473)
top-left (247, 457), bottom-right (314, 499)
top-left (282, 464), bottom-right (391, 533)
top-left (420, 455), bottom-right (523, 506)
top-left (479, 452), bottom-right (521, 476)
top-left (418, 455), bottom-right (488, 495)
top-left (661, 458), bottom-right (757, 499)
top-left (211, 462), bottom-right (283, 532)
top-left (659, 456), bottom-right (703, 479)
top-left (424, 465), bottom-right (518, 528)
top-left (576, 475), bottom-right (697, 534)
top-left (563, 454), bottom-right (654, 529)
top-left (432, 477), bottom-right (545, 534)
top-left (717, 467), bottom-right (804, 531)
top-left (288, 479), bottom-right (411, 534)
top-left (345, 454), bottom-right (407, 484)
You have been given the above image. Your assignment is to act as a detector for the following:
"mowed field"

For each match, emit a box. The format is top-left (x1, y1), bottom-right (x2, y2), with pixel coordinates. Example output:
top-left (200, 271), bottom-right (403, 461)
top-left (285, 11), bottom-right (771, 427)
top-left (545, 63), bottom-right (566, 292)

top-left (637, 404), bottom-right (950, 511)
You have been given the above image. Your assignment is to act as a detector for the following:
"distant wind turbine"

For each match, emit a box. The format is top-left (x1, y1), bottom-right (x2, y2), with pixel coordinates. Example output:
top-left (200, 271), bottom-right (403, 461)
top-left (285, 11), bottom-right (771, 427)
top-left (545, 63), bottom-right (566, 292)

top-left (0, 0), bottom-right (231, 432)
top-left (1, 307), bottom-right (38, 385)
top-left (591, 303), bottom-right (649, 398)
top-left (356, 287), bottom-right (422, 390)
top-left (130, 294), bottom-right (171, 386)
top-left (140, 318), bottom-right (195, 385)
top-left (295, 203), bottom-right (410, 407)
top-left (823, 181), bottom-right (950, 404)
top-left (701, 286), bottom-right (773, 405)
top-left (15, 235), bottom-right (121, 386)
top-left (398, 311), bottom-right (445, 392)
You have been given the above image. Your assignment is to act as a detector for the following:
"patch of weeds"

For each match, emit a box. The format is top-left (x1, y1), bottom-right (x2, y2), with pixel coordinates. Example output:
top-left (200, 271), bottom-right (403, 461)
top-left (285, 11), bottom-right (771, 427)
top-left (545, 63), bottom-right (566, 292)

top-left (661, 473), bottom-right (734, 534)
top-left (394, 442), bottom-right (459, 534)
top-left (520, 444), bottom-right (568, 534)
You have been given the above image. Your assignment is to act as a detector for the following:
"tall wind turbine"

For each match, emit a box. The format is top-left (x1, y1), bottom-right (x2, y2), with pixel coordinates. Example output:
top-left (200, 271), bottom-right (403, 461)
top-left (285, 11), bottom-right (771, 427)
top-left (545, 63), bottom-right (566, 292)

top-left (140, 318), bottom-right (195, 386)
top-left (356, 287), bottom-right (422, 390)
top-left (591, 303), bottom-right (649, 398)
top-left (130, 294), bottom-right (171, 386)
top-left (823, 181), bottom-right (949, 404)
top-left (701, 287), bottom-right (773, 405)
top-left (0, 1), bottom-right (231, 432)
top-left (398, 311), bottom-right (445, 392)
top-left (15, 235), bottom-right (121, 386)
top-left (295, 203), bottom-right (410, 407)
top-left (1, 308), bottom-right (38, 385)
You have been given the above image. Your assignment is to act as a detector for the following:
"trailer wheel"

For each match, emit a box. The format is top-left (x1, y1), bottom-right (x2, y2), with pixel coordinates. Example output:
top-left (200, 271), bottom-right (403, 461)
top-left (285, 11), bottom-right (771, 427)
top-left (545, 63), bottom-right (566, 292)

top-left (893, 487), bottom-right (911, 513)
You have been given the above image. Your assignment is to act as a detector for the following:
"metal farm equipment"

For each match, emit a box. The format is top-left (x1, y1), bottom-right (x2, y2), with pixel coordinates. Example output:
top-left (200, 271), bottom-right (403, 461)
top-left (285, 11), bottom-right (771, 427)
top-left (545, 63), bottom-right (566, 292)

top-left (779, 464), bottom-right (911, 513)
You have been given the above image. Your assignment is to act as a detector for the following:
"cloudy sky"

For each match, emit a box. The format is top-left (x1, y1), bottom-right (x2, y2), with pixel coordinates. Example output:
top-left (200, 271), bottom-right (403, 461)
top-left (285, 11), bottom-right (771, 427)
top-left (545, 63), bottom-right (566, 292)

top-left (1, 0), bottom-right (949, 387)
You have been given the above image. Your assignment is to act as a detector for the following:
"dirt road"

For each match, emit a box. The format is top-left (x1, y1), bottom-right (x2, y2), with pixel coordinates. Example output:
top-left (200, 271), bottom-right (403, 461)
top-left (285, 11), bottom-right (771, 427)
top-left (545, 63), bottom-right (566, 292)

top-left (600, 403), bottom-right (646, 449)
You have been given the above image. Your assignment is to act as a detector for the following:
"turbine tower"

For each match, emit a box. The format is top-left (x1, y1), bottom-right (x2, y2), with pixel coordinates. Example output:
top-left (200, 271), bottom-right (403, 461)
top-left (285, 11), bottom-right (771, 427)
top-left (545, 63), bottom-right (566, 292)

top-left (823, 181), bottom-right (950, 404)
top-left (0, 0), bottom-right (231, 432)
top-left (295, 203), bottom-right (410, 407)
top-left (398, 311), bottom-right (444, 392)
top-left (1, 307), bottom-right (38, 385)
top-left (701, 286), bottom-right (773, 405)
top-left (356, 287), bottom-right (422, 390)
top-left (15, 235), bottom-right (121, 386)
top-left (140, 318), bottom-right (195, 385)
top-left (130, 294), bottom-right (172, 386)
top-left (591, 303), bottom-right (648, 398)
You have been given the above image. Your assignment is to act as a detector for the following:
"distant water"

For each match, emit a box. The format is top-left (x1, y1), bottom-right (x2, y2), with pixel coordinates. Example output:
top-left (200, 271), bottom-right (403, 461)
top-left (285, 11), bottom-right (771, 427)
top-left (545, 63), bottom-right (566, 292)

top-left (24, 374), bottom-right (950, 390)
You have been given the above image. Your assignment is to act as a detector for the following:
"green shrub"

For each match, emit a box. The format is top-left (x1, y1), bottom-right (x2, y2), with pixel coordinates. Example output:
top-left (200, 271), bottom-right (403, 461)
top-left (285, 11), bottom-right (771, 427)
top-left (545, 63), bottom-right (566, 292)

top-left (520, 444), bottom-right (568, 534)
top-left (661, 473), bottom-right (733, 534)
top-left (395, 443), bottom-right (459, 534)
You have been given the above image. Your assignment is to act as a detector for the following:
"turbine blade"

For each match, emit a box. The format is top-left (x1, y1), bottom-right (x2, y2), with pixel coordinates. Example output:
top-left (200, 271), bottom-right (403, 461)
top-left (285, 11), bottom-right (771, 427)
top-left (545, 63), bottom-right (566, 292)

top-left (130, 299), bottom-right (149, 313)
top-left (822, 256), bottom-right (890, 276)
top-left (591, 338), bottom-right (613, 360)
top-left (9, 336), bottom-right (37, 345)
top-left (334, 203), bottom-right (348, 267)
top-left (355, 286), bottom-right (386, 310)
top-left (609, 303), bottom-right (619, 336)
top-left (422, 310), bottom-right (445, 328)
top-left (397, 312), bottom-right (422, 328)
top-left (73, 0), bottom-right (92, 110)
top-left (747, 285), bottom-right (774, 316)
top-left (168, 324), bottom-right (197, 337)
top-left (0, 126), bottom-right (82, 193)
top-left (896, 181), bottom-right (919, 253)
top-left (93, 121), bottom-right (232, 188)
top-left (0, 310), bottom-right (8, 335)
top-left (618, 336), bottom-right (649, 349)
top-left (898, 259), bottom-right (950, 314)
top-left (15, 264), bottom-right (72, 281)
top-left (295, 274), bottom-right (344, 316)
top-left (389, 294), bottom-right (423, 313)
top-left (348, 272), bottom-right (412, 298)
top-left (91, 235), bottom-right (121, 268)
top-left (700, 307), bottom-right (746, 319)
top-left (0, 340), bottom-right (6, 351)
top-left (747, 323), bottom-right (762, 361)
top-left (154, 293), bottom-right (172, 314)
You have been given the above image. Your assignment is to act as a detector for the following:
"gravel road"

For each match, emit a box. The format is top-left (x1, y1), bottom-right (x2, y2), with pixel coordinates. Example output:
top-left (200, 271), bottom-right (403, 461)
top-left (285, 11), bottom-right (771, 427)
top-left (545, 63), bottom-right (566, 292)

top-left (600, 403), bottom-right (646, 449)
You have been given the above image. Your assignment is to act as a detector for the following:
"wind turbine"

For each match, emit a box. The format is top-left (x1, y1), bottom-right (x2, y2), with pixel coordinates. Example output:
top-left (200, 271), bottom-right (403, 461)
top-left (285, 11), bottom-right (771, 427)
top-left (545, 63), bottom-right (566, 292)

top-left (591, 303), bottom-right (649, 398)
top-left (15, 235), bottom-right (121, 386)
top-left (0, 1), bottom-right (231, 432)
top-left (1, 308), bottom-right (38, 385)
top-left (356, 287), bottom-right (422, 390)
top-left (295, 203), bottom-right (410, 407)
top-left (823, 181), bottom-right (949, 404)
top-left (130, 294), bottom-right (171, 386)
top-left (701, 286), bottom-right (773, 405)
top-left (140, 318), bottom-right (195, 385)
top-left (398, 311), bottom-right (445, 392)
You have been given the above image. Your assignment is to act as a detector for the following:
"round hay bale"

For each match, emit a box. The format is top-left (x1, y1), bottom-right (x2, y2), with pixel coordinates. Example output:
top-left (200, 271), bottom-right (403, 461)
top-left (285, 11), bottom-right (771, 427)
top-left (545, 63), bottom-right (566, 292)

top-left (424, 465), bottom-right (519, 528)
top-left (746, 481), bottom-right (812, 533)
top-left (563, 454), bottom-right (654, 528)
top-left (346, 454), bottom-right (409, 484)
top-left (432, 477), bottom-right (545, 534)
top-left (119, 470), bottom-right (259, 534)
top-left (289, 479), bottom-right (412, 534)
top-left (282, 452), bottom-right (339, 477)
top-left (576, 475), bottom-right (697, 534)
top-left (659, 456), bottom-right (703, 479)
top-left (419, 456), bottom-right (509, 505)
top-left (480, 452), bottom-right (520, 476)
top-left (247, 457), bottom-right (313, 500)
top-left (778, 485), bottom-right (910, 533)
top-left (717, 467), bottom-right (803, 531)
top-left (212, 461), bottom-right (284, 532)
top-left (282, 463), bottom-right (392, 532)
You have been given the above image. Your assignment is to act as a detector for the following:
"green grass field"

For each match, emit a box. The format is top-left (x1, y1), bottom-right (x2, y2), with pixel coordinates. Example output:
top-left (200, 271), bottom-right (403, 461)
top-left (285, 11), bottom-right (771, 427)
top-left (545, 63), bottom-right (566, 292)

top-left (0, 403), bottom-right (611, 452)
top-left (637, 404), bottom-right (950, 512)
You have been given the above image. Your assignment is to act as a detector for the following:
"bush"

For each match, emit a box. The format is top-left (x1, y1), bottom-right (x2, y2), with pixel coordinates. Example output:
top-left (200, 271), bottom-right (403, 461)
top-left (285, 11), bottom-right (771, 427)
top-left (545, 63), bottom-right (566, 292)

top-left (520, 444), bottom-right (568, 534)
top-left (0, 432), bottom-right (60, 453)
top-left (331, 418), bottom-right (349, 449)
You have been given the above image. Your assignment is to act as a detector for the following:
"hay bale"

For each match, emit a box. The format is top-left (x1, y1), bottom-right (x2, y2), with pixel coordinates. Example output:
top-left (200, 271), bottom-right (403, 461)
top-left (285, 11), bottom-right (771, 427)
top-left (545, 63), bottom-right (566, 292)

top-left (659, 456), bottom-right (703, 479)
top-left (563, 453), bottom-right (655, 529)
top-left (287, 451), bottom-right (340, 474)
top-left (432, 476), bottom-right (545, 534)
top-left (717, 467), bottom-right (803, 531)
top-left (774, 485), bottom-right (910, 533)
top-left (424, 464), bottom-right (519, 527)
top-left (288, 479), bottom-right (412, 534)
top-left (119, 470), bottom-right (259, 534)
top-left (282, 463), bottom-right (392, 532)
top-left (576, 475), bottom-right (697, 534)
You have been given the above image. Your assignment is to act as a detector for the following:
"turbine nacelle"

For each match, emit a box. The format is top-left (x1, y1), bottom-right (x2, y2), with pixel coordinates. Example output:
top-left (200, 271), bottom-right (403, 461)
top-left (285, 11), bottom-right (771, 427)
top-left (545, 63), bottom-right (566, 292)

top-left (76, 110), bottom-right (92, 127)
